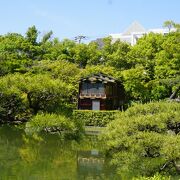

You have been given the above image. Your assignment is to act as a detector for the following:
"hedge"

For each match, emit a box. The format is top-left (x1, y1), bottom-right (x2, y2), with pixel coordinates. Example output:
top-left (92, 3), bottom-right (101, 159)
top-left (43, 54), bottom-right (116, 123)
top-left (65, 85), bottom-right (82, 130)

top-left (73, 110), bottom-right (120, 127)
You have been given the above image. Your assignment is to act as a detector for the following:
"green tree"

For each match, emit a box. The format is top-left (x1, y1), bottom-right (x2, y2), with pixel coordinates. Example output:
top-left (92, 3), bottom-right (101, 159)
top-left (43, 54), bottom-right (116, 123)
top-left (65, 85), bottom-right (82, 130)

top-left (122, 66), bottom-right (151, 102)
top-left (0, 73), bottom-right (76, 122)
top-left (163, 20), bottom-right (175, 32)
top-left (174, 23), bottom-right (180, 32)
top-left (106, 40), bottom-right (131, 70)
top-left (155, 32), bottom-right (180, 79)
top-left (86, 41), bottom-right (102, 65)
top-left (102, 102), bottom-right (180, 177)
top-left (0, 74), bottom-right (30, 122)
top-left (127, 33), bottom-right (164, 79)
top-left (73, 43), bottom-right (89, 67)
top-left (25, 25), bottom-right (38, 45)
top-left (0, 33), bottom-right (32, 74)
top-left (57, 39), bottom-right (76, 62)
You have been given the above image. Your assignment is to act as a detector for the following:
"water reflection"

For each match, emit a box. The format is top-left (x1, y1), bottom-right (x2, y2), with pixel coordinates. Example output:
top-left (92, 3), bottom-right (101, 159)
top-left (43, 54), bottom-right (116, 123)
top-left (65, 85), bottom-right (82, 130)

top-left (0, 125), bottom-right (118, 180)
top-left (77, 150), bottom-right (104, 179)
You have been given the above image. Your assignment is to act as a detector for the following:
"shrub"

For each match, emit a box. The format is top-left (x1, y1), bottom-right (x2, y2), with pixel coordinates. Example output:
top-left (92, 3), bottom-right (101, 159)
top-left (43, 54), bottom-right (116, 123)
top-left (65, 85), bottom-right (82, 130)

top-left (73, 110), bottom-right (119, 127)
top-left (125, 101), bottom-right (180, 117)
top-left (102, 101), bottom-right (180, 176)
top-left (25, 113), bottom-right (84, 138)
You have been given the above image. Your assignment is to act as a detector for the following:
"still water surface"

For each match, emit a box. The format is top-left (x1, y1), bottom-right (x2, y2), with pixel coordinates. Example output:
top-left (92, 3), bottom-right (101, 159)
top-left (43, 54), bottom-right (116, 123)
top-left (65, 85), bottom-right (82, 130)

top-left (0, 125), bottom-right (119, 180)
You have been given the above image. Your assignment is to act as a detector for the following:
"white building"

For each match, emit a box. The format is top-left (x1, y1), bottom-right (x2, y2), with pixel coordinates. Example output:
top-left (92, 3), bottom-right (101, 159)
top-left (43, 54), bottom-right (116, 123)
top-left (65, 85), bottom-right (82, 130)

top-left (110, 21), bottom-right (176, 45)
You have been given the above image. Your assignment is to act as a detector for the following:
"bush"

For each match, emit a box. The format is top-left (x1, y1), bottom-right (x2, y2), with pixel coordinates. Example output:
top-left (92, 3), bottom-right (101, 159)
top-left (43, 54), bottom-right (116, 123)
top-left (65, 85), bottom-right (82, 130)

top-left (102, 101), bottom-right (180, 176)
top-left (73, 110), bottom-right (119, 127)
top-left (125, 101), bottom-right (180, 117)
top-left (25, 113), bottom-right (84, 138)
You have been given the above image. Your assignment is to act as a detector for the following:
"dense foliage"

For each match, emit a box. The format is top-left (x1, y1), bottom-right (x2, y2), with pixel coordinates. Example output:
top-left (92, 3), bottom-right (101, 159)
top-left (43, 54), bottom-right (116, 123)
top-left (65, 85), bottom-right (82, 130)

top-left (0, 23), bottom-right (179, 132)
top-left (26, 113), bottom-right (83, 138)
top-left (101, 101), bottom-right (180, 177)
top-left (0, 73), bottom-right (75, 123)
top-left (0, 22), bottom-right (179, 178)
top-left (73, 110), bottom-right (119, 127)
top-left (0, 24), bottom-right (179, 106)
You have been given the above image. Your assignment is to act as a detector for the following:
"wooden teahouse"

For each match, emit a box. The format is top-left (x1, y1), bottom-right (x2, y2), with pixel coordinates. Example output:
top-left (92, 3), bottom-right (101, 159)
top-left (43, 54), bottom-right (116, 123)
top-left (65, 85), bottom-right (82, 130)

top-left (78, 73), bottom-right (126, 110)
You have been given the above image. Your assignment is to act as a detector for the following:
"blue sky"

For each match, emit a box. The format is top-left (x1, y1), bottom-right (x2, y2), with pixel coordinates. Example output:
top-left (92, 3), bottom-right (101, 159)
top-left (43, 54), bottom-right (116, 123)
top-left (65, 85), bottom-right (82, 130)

top-left (0, 0), bottom-right (179, 41)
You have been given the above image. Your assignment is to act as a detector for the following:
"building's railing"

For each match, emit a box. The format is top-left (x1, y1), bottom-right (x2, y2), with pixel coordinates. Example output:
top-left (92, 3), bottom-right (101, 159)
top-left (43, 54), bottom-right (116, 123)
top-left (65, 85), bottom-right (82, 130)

top-left (80, 93), bottom-right (106, 99)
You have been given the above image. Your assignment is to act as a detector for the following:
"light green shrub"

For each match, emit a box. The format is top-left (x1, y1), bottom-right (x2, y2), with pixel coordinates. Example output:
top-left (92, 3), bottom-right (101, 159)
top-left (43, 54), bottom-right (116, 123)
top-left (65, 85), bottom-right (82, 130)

top-left (26, 113), bottom-right (84, 137)
top-left (73, 110), bottom-right (119, 127)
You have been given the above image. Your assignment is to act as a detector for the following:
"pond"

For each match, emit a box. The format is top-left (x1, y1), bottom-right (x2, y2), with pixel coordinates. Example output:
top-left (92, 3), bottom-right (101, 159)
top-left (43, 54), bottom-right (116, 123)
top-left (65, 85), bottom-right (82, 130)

top-left (0, 125), bottom-right (119, 180)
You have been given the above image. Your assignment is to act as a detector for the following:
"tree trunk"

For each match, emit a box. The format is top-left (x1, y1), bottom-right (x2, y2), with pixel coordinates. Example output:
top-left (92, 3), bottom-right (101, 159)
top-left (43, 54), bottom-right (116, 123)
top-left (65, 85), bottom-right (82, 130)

top-left (170, 86), bottom-right (179, 99)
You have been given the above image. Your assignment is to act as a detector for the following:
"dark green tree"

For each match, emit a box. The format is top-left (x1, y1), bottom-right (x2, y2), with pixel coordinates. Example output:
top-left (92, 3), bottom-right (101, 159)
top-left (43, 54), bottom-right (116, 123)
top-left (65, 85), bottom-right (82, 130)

top-left (102, 102), bottom-right (180, 177)
top-left (25, 25), bottom-right (38, 45)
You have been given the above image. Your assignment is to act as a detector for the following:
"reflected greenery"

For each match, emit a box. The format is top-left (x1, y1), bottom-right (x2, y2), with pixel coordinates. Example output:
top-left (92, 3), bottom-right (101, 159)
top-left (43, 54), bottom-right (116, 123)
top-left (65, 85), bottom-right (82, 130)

top-left (0, 125), bottom-right (118, 180)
